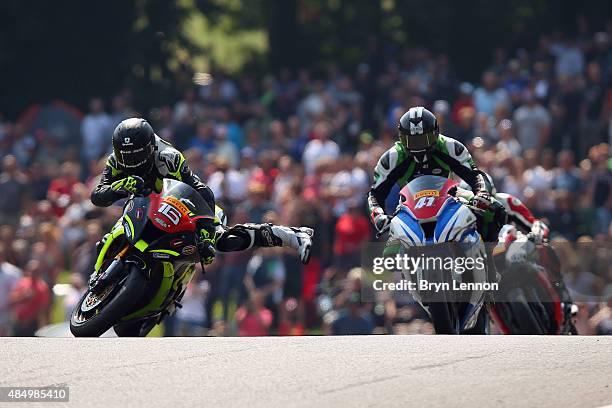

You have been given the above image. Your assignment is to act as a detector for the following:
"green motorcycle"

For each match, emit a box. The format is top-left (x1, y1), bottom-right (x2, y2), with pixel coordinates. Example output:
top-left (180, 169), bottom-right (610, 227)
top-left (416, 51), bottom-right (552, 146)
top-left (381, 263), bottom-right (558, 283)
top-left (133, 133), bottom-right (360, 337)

top-left (70, 179), bottom-right (213, 337)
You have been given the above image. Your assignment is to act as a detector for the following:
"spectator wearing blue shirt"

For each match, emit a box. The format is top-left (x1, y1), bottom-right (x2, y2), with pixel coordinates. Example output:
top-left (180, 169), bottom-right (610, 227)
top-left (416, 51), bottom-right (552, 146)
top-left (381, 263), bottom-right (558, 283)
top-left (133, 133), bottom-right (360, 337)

top-left (187, 120), bottom-right (216, 156)
top-left (331, 293), bottom-right (374, 335)
top-left (552, 150), bottom-right (581, 192)
top-left (473, 71), bottom-right (510, 116)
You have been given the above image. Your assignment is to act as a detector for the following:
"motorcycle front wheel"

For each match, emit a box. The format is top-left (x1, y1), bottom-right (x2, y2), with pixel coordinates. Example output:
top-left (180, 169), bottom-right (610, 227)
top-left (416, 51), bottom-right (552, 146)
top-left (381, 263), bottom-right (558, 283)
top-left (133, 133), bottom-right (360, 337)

top-left (70, 266), bottom-right (147, 337)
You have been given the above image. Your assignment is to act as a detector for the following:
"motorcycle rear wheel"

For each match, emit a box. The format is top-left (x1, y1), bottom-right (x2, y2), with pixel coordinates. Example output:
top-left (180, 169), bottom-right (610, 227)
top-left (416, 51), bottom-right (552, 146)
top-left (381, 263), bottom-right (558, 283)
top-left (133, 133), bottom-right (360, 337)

top-left (505, 288), bottom-right (545, 334)
top-left (70, 266), bottom-right (147, 337)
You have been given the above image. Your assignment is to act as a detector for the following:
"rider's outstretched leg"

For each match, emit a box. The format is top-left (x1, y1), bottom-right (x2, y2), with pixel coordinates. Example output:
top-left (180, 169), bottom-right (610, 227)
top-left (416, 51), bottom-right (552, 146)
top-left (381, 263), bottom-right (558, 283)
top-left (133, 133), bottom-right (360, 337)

top-left (216, 223), bottom-right (313, 264)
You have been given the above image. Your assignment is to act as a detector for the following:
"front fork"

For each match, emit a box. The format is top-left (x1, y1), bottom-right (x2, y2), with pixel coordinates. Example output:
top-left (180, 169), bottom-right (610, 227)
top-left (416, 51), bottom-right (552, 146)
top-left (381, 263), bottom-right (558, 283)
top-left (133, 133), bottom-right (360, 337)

top-left (90, 219), bottom-right (128, 290)
top-left (89, 244), bottom-right (130, 293)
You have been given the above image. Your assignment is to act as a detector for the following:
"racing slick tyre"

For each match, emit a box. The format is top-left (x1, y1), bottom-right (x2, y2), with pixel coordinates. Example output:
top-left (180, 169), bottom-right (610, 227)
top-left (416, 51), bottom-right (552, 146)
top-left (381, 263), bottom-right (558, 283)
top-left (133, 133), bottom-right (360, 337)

top-left (505, 288), bottom-right (545, 334)
top-left (70, 266), bottom-right (147, 337)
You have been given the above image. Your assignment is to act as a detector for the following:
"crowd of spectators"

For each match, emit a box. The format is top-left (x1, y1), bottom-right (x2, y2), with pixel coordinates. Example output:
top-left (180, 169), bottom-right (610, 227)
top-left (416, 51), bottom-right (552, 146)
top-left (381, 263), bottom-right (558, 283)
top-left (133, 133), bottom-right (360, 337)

top-left (1, 21), bottom-right (611, 336)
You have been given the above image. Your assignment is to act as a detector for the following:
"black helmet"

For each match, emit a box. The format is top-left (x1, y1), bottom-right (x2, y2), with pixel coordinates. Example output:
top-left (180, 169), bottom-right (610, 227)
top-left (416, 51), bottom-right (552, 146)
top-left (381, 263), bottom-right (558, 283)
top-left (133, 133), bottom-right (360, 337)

top-left (398, 107), bottom-right (439, 152)
top-left (112, 118), bottom-right (155, 174)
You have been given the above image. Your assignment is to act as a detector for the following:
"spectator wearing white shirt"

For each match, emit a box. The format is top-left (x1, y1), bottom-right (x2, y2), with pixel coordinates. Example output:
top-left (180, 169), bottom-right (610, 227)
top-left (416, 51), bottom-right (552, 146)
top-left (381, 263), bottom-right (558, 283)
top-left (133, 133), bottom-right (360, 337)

top-left (213, 125), bottom-right (239, 169)
top-left (0, 245), bottom-right (21, 336)
top-left (302, 121), bottom-right (339, 174)
top-left (513, 90), bottom-right (551, 151)
top-left (81, 98), bottom-right (112, 162)
top-left (522, 149), bottom-right (556, 212)
top-left (496, 119), bottom-right (522, 157)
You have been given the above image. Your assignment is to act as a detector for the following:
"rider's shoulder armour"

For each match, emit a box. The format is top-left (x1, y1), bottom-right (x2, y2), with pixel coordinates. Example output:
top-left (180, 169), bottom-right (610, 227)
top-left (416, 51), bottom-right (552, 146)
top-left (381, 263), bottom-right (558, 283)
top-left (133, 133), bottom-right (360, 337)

top-left (437, 134), bottom-right (474, 166)
top-left (153, 136), bottom-right (186, 178)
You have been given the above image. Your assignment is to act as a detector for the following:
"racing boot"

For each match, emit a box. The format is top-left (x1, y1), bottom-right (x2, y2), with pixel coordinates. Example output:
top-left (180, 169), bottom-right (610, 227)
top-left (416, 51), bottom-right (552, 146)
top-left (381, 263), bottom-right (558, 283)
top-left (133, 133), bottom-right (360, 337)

top-left (270, 225), bottom-right (314, 264)
top-left (228, 223), bottom-right (314, 264)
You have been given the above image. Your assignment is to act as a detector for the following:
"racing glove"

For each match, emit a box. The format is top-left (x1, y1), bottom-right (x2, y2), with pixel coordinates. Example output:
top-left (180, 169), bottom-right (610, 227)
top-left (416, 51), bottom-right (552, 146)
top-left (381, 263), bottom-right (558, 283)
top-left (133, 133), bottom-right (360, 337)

top-left (471, 191), bottom-right (493, 211)
top-left (111, 175), bottom-right (148, 195)
top-left (530, 220), bottom-right (549, 245)
top-left (371, 208), bottom-right (391, 234)
top-left (196, 219), bottom-right (216, 265)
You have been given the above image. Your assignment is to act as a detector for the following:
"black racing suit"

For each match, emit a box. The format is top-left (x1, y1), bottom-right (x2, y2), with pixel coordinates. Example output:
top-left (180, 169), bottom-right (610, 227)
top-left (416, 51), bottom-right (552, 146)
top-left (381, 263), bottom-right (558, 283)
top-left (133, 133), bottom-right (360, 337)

top-left (209, 205), bottom-right (292, 253)
top-left (92, 137), bottom-right (308, 262)
top-left (91, 135), bottom-right (215, 209)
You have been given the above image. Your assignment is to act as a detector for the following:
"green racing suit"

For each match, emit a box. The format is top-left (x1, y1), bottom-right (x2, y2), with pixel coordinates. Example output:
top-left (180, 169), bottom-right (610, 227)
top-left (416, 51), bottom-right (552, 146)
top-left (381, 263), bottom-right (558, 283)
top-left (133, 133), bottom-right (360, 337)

top-left (367, 134), bottom-right (488, 220)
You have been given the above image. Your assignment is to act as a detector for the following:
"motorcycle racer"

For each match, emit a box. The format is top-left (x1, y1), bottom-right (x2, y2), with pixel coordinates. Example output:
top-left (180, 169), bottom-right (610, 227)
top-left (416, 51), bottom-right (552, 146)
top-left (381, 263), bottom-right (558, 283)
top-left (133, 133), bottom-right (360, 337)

top-left (480, 173), bottom-right (549, 244)
top-left (470, 173), bottom-right (578, 325)
top-left (91, 118), bottom-right (313, 265)
top-left (368, 106), bottom-right (505, 240)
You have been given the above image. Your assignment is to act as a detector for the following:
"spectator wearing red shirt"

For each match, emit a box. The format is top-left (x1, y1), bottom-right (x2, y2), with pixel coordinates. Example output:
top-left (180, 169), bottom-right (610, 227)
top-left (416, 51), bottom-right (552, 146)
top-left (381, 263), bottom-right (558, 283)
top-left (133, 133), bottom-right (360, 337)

top-left (235, 293), bottom-right (273, 336)
top-left (451, 82), bottom-right (475, 125)
top-left (334, 201), bottom-right (371, 273)
top-left (249, 151), bottom-right (279, 196)
top-left (47, 162), bottom-right (80, 217)
top-left (9, 260), bottom-right (50, 336)
top-left (277, 298), bottom-right (305, 336)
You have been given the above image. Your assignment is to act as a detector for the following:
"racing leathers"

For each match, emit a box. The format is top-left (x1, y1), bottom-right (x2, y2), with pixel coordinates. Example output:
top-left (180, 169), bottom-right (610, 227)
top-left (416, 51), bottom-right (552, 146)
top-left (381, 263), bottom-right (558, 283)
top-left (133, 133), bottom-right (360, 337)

top-left (92, 135), bottom-right (215, 209)
top-left (495, 193), bottom-right (549, 244)
top-left (91, 136), bottom-right (313, 265)
top-left (494, 193), bottom-right (574, 312)
top-left (91, 135), bottom-right (217, 263)
top-left (211, 205), bottom-right (313, 265)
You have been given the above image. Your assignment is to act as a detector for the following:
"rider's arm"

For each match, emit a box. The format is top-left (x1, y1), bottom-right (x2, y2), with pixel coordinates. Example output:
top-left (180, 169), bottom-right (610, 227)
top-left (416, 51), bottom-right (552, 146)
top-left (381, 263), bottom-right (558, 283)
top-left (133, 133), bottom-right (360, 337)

top-left (159, 148), bottom-right (216, 211)
top-left (179, 161), bottom-right (216, 211)
top-left (496, 193), bottom-right (537, 232)
top-left (367, 144), bottom-right (411, 217)
top-left (430, 139), bottom-right (487, 195)
top-left (91, 156), bottom-right (128, 207)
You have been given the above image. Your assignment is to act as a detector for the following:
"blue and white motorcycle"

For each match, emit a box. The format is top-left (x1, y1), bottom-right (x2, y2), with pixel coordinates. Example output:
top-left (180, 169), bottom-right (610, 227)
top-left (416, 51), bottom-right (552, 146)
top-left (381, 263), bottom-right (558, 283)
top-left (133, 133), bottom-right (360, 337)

top-left (385, 175), bottom-right (490, 334)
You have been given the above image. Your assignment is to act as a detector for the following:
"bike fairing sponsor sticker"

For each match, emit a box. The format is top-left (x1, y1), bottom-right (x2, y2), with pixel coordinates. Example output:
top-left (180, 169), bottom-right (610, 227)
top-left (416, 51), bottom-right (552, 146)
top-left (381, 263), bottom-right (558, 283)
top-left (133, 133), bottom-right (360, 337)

top-left (414, 189), bottom-right (439, 199)
top-left (154, 217), bottom-right (168, 228)
top-left (163, 196), bottom-right (191, 217)
top-left (123, 220), bottom-right (132, 238)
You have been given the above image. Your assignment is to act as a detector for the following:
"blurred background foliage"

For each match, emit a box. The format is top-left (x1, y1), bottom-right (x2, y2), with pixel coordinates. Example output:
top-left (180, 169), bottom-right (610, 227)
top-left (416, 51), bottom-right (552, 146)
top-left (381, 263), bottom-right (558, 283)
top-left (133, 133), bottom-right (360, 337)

top-left (1, 0), bottom-right (610, 118)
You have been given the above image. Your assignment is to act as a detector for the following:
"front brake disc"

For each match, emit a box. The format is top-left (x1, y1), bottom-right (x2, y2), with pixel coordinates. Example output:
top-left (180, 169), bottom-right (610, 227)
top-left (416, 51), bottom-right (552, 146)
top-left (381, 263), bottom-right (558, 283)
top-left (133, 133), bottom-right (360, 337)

top-left (80, 283), bottom-right (116, 313)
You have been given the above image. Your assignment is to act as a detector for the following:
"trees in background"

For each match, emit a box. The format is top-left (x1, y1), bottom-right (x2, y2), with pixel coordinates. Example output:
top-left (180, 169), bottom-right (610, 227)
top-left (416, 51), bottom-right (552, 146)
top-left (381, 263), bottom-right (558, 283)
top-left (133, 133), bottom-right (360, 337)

top-left (0, 0), bottom-right (189, 118)
top-left (1, 0), bottom-right (610, 118)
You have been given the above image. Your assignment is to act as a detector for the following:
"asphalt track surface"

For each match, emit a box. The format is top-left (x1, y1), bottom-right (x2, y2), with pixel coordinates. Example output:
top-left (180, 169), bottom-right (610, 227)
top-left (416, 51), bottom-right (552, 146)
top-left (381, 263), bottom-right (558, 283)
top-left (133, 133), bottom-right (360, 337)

top-left (1, 336), bottom-right (611, 408)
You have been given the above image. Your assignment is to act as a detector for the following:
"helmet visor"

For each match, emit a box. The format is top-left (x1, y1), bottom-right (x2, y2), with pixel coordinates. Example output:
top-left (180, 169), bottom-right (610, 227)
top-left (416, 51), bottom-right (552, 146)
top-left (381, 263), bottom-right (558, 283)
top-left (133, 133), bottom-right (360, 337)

top-left (114, 142), bottom-right (154, 170)
top-left (401, 129), bottom-right (439, 151)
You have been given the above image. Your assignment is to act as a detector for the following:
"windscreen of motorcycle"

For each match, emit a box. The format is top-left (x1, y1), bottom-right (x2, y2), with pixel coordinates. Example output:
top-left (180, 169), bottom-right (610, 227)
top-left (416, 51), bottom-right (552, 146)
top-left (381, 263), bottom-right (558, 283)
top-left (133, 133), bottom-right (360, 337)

top-left (148, 179), bottom-right (214, 234)
top-left (400, 175), bottom-right (457, 220)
